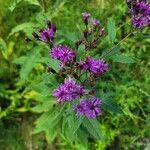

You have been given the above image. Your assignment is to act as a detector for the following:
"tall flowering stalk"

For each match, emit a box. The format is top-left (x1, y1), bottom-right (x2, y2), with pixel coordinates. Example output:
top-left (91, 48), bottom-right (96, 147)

top-left (30, 5), bottom-right (150, 143)
top-left (32, 13), bottom-right (107, 118)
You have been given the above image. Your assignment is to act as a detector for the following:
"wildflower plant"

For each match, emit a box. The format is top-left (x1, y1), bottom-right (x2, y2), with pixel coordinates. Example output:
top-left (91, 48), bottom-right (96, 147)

top-left (29, 6), bottom-right (149, 146)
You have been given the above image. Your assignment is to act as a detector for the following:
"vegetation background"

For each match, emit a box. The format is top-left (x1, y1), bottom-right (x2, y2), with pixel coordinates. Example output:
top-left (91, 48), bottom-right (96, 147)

top-left (0, 0), bottom-right (150, 149)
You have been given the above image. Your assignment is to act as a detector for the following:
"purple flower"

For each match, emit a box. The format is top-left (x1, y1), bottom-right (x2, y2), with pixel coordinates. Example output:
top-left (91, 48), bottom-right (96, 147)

top-left (38, 27), bottom-right (55, 41)
top-left (131, 15), bottom-right (149, 27)
top-left (52, 77), bottom-right (84, 102)
top-left (73, 97), bottom-right (102, 118)
top-left (127, 0), bottom-right (150, 27)
top-left (82, 12), bottom-right (91, 23)
top-left (33, 21), bottom-right (56, 42)
top-left (79, 57), bottom-right (108, 74)
top-left (50, 45), bottom-right (75, 67)
top-left (92, 19), bottom-right (100, 27)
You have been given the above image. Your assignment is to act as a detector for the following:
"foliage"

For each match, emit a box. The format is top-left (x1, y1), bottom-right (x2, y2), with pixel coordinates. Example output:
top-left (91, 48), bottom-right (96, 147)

top-left (0, 0), bottom-right (150, 150)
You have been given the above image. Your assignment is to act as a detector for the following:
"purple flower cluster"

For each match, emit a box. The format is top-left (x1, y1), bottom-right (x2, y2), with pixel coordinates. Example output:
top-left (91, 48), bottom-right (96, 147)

top-left (73, 97), bottom-right (102, 118)
top-left (33, 21), bottom-right (56, 42)
top-left (127, 0), bottom-right (150, 27)
top-left (50, 45), bottom-right (75, 67)
top-left (79, 57), bottom-right (108, 74)
top-left (52, 77), bottom-right (84, 103)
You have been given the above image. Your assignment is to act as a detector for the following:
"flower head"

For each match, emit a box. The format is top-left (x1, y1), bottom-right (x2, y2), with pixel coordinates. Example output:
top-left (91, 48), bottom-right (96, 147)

top-left (73, 97), bottom-right (102, 118)
top-left (52, 77), bottom-right (84, 102)
top-left (35, 21), bottom-right (56, 42)
top-left (92, 19), bottom-right (100, 27)
top-left (127, 0), bottom-right (150, 27)
top-left (79, 57), bottom-right (108, 74)
top-left (50, 45), bottom-right (75, 67)
top-left (82, 12), bottom-right (91, 24)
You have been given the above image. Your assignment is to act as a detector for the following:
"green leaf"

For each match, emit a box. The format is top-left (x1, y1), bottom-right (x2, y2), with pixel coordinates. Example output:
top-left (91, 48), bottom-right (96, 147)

top-left (33, 104), bottom-right (66, 134)
top-left (83, 117), bottom-right (103, 140)
top-left (73, 116), bottom-right (84, 134)
top-left (101, 99), bottom-right (123, 114)
top-left (97, 92), bottom-right (123, 114)
top-left (8, 22), bottom-right (38, 37)
top-left (0, 38), bottom-right (7, 51)
top-left (31, 98), bottom-right (55, 113)
top-left (101, 46), bottom-right (120, 58)
top-left (78, 44), bottom-right (85, 51)
top-left (45, 127), bottom-right (58, 143)
top-left (19, 46), bottom-right (41, 81)
top-left (107, 18), bottom-right (117, 42)
top-left (77, 129), bottom-right (88, 148)
top-left (13, 56), bottom-right (27, 65)
top-left (40, 57), bottom-right (60, 73)
top-left (110, 54), bottom-right (136, 63)
top-left (9, 0), bottom-right (40, 12)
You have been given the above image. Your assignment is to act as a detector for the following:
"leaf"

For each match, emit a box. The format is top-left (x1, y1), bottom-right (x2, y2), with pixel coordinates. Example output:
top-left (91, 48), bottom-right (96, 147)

top-left (0, 38), bottom-right (7, 51)
top-left (8, 22), bottom-right (38, 37)
top-left (45, 127), bottom-right (58, 143)
top-left (13, 56), bottom-right (27, 65)
top-left (99, 92), bottom-right (123, 114)
top-left (31, 98), bottom-right (55, 113)
top-left (76, 44), bottom-right (85, 60)
top-left (107, 18), bottom-right (117, 42)
top-left (33, 104), bottom-right (66, 134)
top-left (57, 30), bottom-right (78, 43)
top-left (1, 41), bottom-right (14, 60)
top-left (9, 0), bottom-right (22, 12)
top-left (101, 46), bottom-right (120, 58)
top-left (25, 0), bottom-right (40, 6)
top-left (19, 46), bottom-right (41, 81)
top-left (77, 129), bottom-right (88, 148)
top-left (40, 57), bottom-right (60, 73)
top-left (110, 54), bottom-right (136, 63)
top-left (73, 116), bottom-right (84, 134)
top-left (9, 0), bottom-right (40, 12)
top-left (83, 117), bottom-right (103, 140)
top-left (78, 44), bottom-right (85, 51)
top-left (101, 99), bottom-right (123, 114)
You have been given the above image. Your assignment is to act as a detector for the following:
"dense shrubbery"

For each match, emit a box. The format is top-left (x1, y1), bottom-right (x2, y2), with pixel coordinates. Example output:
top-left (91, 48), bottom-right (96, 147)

top-left (0, 0), bottom-right (150, 150)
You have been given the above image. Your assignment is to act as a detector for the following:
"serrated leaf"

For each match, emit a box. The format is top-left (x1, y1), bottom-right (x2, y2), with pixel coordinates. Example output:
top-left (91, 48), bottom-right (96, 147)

top-left (107, 18), bottom-right (117, 42)
top-left (73, 116), bottom-right (84, 134)
top-left (19, 47), bottom-right (41, 81)
top-left (77, 129), bottom-right (88, 148)
top-left (110, 54), bottom-right (136, 63)
top-left (8, 22), bottom-right (38, 37)
top-left (31, 98), bottom-right (55, 113)
top-left (101, 46), bottom-right (120, 58)
top-left (101, 98), bottom-right (123, 114)
top-left (99, 92), bottom-right (123, 114)
top-left (40, 57), bottom-right (60, 73)
top-left (33, 104), bottom-right (66, 134)
top-left (83, 117), bottom-right (103, 140)
top-left (45, 127), bottom-right (58, 143)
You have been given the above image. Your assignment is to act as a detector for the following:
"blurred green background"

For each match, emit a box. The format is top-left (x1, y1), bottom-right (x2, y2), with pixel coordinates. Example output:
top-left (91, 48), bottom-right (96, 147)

top-left (0, 0), bottom-right (150, 149)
